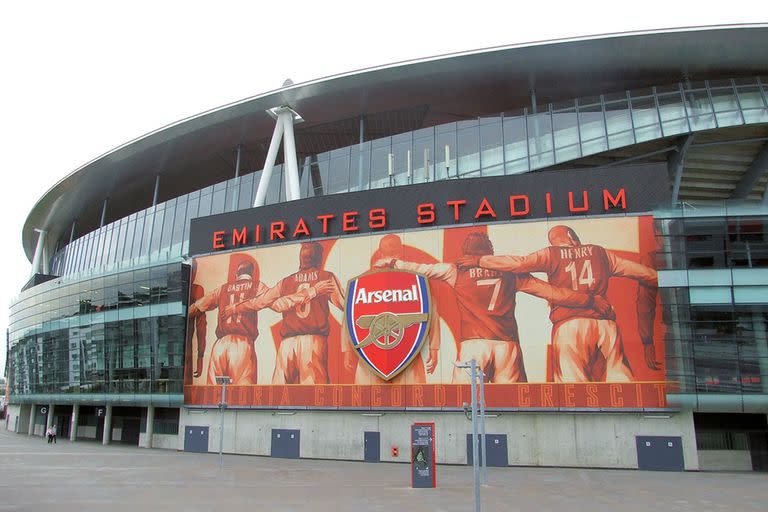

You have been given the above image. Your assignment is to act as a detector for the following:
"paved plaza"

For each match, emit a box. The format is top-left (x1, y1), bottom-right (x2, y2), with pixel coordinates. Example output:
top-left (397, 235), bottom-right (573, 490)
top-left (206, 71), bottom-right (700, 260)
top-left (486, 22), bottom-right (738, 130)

top-left (0, 429), bottom-right (765, 512)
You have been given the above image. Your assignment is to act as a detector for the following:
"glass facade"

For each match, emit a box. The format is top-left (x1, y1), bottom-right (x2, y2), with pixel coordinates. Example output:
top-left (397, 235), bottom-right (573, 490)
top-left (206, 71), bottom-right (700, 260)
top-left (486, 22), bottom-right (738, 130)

top-left (656, 215), bottom-right (768, 270)
top-left (7, 264), bottom-right (188, 403)
top-left (48, 77), bottom-right (768, 280)
top-left (657, 212), bottom-right (768, 410)
top-left (8, 76), bottom-right (768, 414)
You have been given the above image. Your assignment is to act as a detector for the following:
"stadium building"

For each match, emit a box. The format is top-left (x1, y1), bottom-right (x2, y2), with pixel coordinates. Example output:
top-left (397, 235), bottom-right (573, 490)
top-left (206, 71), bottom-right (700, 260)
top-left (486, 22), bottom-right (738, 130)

top-left (5, 25), bottom-right (768, 471)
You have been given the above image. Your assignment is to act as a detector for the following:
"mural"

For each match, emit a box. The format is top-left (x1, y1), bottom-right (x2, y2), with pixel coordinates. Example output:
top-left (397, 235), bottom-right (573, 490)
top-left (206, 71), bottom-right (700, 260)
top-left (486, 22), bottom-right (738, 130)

top-left (185, 216), bottom-right (667, 409)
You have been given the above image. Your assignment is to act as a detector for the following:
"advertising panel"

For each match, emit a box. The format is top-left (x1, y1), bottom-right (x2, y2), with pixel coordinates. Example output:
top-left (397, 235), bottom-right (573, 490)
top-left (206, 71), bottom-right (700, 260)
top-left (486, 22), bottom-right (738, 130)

top-left (184, 214), bottom-right (667, 409)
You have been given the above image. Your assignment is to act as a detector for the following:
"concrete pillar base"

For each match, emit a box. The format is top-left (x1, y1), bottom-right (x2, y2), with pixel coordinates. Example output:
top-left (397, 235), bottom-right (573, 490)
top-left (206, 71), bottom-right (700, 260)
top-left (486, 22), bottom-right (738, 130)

top-left (26, 404), bottom-right (35, 436)
top-left (142, 405), bottom-right (155, 448)
top-left (102, 405), bottom-right (113, 446)
top-left (70, 404), bottom-right (80, 442)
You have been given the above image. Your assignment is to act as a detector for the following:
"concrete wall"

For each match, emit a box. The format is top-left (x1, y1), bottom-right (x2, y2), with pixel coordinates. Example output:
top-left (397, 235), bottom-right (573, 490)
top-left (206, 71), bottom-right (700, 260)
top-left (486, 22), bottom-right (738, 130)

top-left (179, 409), bottom-right (699, 470)
top-left (76, 425), bottom-right (98, 440)
top-left (698, 450), bottom-right (753, 471)
top-left (5, 404), bottom-right (22, 432)
top-left (137, 433), bottom-right (179, 450)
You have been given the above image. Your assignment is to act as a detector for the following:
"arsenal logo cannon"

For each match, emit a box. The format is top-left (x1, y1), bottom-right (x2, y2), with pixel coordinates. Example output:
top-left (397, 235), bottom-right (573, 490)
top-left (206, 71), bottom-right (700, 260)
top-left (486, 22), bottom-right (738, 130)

top-left (345, 270), bottom-right (432, 380)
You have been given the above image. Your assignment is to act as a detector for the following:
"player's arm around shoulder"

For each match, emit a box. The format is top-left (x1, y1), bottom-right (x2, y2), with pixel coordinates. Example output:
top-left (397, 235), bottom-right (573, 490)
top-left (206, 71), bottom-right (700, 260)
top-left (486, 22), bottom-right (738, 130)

top-left (188, 286), bottom-right (221, 316)
top-left (461, 248), bottom-right (549, 273)
top-left (388, 259), bottom-right (457, 285)
top-left (516, 273), bottom-right (589, 307)
top-left (607, 251), bottom-right (658, 287)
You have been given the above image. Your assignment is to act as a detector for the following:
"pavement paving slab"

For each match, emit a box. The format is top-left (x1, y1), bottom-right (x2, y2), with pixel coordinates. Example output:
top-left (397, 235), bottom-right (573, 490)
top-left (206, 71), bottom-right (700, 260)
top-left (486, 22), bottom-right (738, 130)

top-left (0, 429), bottom-right (766, 512)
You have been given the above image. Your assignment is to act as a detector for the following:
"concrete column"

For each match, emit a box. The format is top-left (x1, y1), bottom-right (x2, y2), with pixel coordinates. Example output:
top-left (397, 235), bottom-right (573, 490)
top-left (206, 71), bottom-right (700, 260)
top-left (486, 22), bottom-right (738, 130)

top-left (152, 174), bottom-right (160, 206)
top-left (69, 220), bottom-right (77, 244)
top-left (102, 404), bottom-right (113, 445)
top-left (99, 198), bottom-right (108, 227)
top-left (27, 405), bottom-right (36, 435)
top-left (46, 403), bottom-right (55, 430)
top-left (70, 404), bottom-right (79, 442)
top-left (142, 405), bottom-right (155, 448)
top-left (30, 229), bottom-right (47, 277)
top-left (234, 144), bottom-right (244, 178)
top-left (753, 313), bottom-right (768, 393)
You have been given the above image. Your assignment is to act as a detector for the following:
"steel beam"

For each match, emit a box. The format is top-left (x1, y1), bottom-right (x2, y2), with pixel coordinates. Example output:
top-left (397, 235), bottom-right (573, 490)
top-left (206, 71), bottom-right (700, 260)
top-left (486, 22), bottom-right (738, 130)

top-left (669, 135), bottom-right (694, 204)
top-left (253, 115), bottom-right (286, 207)
top-left (732, 142), bottom-right (768, 199)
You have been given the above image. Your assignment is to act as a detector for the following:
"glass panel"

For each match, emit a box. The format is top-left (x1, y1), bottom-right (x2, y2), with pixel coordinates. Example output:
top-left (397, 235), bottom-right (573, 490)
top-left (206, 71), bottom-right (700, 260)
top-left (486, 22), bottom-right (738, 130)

top-left (603, 97), bottom-right (634, 149)
top-left (630, 95), bottom-right (662, 142)
top-left (130, 212), bottom-right (145, 260)
top-left (457, 124), bottom-right (480, 177)
top-left (479, 119), bottom-right (503, 176)
top-left (265, 165), bottom-right (284, 205)
top-left (307, 158), bottom-right (331, 197)
top-left (347, 142), bottom-right (371, 191)
top-left (119, 217), bottom-right (133, 264)
top-left (369, 138), bottom-right (391, 190)
top-left (689, 287), bottom-right (732, 305)
top-left (79, 235), bottom-right (92, 273)
top-left (327, 151), bottom-right (351, 194)
top-left (198, 191), bottom-right (212, 217)
top-left (210, 188), bottom-right (226, 215)
top-left (527, 110), bottom-right (554, 169)
top-left (577, 101), bottom-right (607, 156)
top-left (149, 208), bottom-right (165, 257)
top-left (738, 85), bottom-right (768, 123)
top-left (710, 84), bottom-right (743, 127)
top-left (224, 179), bottom-right (240, 212)
top-left (101, 228), bottom-right (114, 268)
top-left (160, 205), bottom-right (175, 255)
top-left (685, 88), bottom-right (717, 130)
top-left (237, 174), bottom-right (254, 209)
top-left (552, 107), bottom-right (581, 163)
top-left (411, 135), bottom-right (434, 184)
top-left (391, 137), bottom-right (412, 186)
top-left (434, 126), bottom-right (457, 180)
top-left (170, 199), bottom-right (187, 257)
top-left (182, 196), bottom-right (199, 255)
top-left (657, 91), bottom-right (688, 136)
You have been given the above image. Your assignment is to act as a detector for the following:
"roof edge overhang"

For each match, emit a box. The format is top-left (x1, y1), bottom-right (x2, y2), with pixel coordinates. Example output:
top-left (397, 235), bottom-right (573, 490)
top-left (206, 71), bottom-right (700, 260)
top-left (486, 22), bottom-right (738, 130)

top-left (22, 23), bottom-right (768, 261)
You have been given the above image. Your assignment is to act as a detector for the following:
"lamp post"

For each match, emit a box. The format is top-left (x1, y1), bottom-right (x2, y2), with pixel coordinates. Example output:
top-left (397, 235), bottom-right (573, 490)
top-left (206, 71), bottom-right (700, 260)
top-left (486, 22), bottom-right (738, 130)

top-left (215, 376), bottom-right (231, 469)
top-left (456, 360), bottom-right (485, 512)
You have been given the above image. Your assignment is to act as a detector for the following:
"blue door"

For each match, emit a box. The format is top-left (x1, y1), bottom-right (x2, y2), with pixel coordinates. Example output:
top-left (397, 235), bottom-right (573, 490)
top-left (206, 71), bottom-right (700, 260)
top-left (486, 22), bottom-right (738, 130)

top-left (184, 426), bottom-right (209, 453)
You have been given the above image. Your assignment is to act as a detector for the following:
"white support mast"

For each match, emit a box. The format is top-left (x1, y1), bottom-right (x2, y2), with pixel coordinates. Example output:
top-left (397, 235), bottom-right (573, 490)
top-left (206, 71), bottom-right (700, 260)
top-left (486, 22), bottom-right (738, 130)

top-left (253, 104), bottom-right (304, 207)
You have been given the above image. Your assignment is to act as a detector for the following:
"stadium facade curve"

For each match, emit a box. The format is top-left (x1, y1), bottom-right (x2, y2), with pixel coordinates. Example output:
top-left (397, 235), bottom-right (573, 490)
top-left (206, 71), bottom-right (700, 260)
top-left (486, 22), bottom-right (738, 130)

top-left (6, 25), bottom-right (768, 471)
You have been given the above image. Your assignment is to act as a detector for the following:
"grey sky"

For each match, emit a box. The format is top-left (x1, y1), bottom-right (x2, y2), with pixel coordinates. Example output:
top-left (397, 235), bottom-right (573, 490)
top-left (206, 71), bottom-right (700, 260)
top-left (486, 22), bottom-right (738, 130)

top-left (0, 0), bottom-right (762, 371)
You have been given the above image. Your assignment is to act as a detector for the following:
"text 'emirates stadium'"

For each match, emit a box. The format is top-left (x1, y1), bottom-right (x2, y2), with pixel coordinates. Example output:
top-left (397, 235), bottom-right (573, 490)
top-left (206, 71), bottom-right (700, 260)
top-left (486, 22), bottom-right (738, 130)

top-left (5, 25), bottom-right (768, 471)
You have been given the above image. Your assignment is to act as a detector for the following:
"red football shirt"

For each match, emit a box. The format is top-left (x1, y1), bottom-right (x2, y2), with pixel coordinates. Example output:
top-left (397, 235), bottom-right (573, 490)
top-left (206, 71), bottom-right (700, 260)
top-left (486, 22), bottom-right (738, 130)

top-left (278, 269), bottom-right (340, 337)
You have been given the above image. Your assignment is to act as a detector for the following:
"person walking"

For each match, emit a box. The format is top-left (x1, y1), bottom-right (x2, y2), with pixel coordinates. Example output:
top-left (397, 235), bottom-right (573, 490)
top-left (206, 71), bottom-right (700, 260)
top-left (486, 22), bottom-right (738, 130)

top-left (46, 425), bottom-right (53, 444)
top-left (51, 424), bottom-right (57, 444)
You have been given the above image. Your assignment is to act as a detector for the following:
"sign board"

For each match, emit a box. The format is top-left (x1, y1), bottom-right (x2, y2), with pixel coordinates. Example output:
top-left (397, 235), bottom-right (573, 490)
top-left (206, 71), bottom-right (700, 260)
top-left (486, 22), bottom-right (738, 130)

top-left (411, 422), bottom-right (436, 488)
top-left (189, 163), bottom-right (669, 255)
top-left (184, 162), bottom-right (670, 411)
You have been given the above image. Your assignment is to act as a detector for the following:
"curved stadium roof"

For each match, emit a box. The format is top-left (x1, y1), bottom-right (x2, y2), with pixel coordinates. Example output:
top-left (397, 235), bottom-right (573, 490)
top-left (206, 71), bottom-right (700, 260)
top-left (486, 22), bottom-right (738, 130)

top-left (23, 24), bottom-right (768, 262)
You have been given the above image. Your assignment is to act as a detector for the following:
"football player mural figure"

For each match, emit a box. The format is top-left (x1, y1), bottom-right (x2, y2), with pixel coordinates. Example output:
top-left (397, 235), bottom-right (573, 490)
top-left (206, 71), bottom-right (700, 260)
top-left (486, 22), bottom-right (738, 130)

top-left (341, 234), bottom-right (442, 384)
top-left (187, 257), bottom-right (322, 385)
top-left (268, 242), bottom-right (344, 384)
top-left (458, 225), bottom-right (658, 382)
top-left (185, 262), bottom-right (208, 383)
top-left (378, 231), bottom-right (609, 383)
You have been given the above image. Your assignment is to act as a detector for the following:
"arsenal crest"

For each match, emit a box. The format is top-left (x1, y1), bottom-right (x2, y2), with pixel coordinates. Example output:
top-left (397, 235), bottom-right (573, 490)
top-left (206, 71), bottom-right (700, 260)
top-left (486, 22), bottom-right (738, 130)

top-left (345, 270), bottom-right (432, 380)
